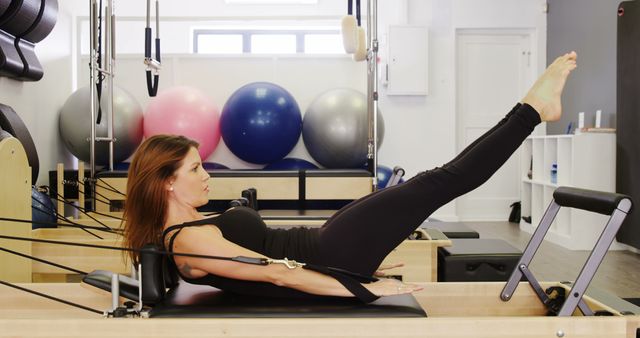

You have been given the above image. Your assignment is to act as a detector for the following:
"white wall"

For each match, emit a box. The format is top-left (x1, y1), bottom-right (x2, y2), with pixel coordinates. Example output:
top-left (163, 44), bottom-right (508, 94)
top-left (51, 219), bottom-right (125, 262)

top-left (0, 5), bottom-right (76, 186)
top-left (376, 0), bottom-right (547, 220)
top-left (0, 0), bottom-right (547, 221)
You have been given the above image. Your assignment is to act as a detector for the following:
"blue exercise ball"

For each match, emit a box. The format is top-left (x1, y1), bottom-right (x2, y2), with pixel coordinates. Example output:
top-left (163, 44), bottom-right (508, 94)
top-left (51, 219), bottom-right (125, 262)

top-left (202, 162), bottom-right (229, 170)
top-left (32, 187), bottom-right (56, 229)
top-left (220, 82), bottom-right (302, 164)
top-left (376, 165), bottom-right (404, 189)
top-left (264, 158), bottom-right (318, 170)
top-left (113, 162), bottom-right (130, 171)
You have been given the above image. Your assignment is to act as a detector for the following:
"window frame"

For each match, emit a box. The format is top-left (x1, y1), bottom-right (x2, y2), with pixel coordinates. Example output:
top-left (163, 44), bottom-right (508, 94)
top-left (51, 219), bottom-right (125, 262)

top-left (193, 28), bottom-right (341, 54)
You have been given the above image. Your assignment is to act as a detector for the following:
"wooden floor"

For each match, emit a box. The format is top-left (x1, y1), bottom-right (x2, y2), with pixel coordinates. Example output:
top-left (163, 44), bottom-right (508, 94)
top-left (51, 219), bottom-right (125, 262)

top-left (461, 221), bottom-right (640, 298)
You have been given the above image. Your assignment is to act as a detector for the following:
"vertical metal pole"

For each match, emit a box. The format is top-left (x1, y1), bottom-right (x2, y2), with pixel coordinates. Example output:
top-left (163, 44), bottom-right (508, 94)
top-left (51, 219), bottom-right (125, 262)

top-left (367, 0), bottom-right (379, 192)
top-left (156, 1), bottom-right (160, 37)
top-left (111, 273), bottom-right (119, 311)
top-left (106, 0), bottom-right (115, 171)
top-left (89, 0), bottom-right (98, 183)
top-left (146, 0), bottom-right (150, 29)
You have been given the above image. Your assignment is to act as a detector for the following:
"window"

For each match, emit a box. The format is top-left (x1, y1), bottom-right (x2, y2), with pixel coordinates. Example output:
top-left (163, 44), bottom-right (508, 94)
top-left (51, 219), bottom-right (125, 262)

top-left (196, 34), bottom-right (244, 54)
top-left (304, 34), bottom-right (344, 54)
top-left (193, 29), bottom-right (342, 54)
top-left (251, 34), bottom-right (297, 54)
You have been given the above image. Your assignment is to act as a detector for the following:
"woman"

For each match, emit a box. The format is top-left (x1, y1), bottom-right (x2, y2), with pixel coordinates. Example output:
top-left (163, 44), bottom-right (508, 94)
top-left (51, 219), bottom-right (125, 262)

top-left (124, 52), bottom-right (577, 301)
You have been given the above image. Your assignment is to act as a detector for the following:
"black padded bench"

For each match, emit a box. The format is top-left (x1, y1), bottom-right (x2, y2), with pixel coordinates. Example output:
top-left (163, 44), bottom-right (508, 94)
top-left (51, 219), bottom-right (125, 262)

top-left (422, 222), bottom-right (480, 239)
top-left (438, 238), bottom-right (522, 282)
top-left (149, 282), bottom-right (426, 318)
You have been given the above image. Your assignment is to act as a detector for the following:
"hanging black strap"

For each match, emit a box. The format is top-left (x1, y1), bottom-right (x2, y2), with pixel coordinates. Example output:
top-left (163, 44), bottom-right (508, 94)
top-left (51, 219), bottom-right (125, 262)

top-left (355, 0), bottom-right (361, 26)
top-left (144, 1), bottom-right (161, 97)
top-left (347, 0), bottom-right (353, 15)
top-left (96, 0), bottom-right (104, 123)
top-left (146, 71), bottom-right (159, 97)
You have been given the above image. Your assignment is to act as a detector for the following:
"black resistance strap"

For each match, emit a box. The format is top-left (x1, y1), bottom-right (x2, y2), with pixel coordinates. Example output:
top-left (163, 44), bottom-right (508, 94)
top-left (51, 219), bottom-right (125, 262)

top-left (0, 280), bottom-right (103, 315)
top-left (32, 197), bottom-right (104, 240)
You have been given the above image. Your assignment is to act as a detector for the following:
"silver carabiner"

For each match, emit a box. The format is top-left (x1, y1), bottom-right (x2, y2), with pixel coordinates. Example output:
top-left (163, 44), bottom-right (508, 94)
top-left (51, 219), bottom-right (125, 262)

top-left (266, 257), bottom-right (305, 269)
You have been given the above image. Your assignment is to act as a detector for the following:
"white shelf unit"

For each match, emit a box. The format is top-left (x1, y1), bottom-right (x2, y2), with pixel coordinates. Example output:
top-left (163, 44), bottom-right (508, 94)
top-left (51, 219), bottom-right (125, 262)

top-left (519, 133), bottom-right (618, 250)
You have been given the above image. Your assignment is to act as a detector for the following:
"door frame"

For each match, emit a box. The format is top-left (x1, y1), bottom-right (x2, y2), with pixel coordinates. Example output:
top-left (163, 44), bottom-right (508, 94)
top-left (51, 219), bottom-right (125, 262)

top-left (453, 28), bottom-right (538, 221)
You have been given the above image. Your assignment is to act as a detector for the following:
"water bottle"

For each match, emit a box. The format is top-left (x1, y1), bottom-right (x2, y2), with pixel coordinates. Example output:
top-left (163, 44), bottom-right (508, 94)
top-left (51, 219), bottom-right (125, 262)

top-left (551, 163), bottom-right (558, 184)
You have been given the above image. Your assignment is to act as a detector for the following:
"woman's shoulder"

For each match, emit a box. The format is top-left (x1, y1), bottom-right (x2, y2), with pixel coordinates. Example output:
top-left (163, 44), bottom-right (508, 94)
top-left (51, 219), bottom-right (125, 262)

top-left (163, 215), bottom-right (220, 240)
top-left (168, 223), bottom-right (223, 249)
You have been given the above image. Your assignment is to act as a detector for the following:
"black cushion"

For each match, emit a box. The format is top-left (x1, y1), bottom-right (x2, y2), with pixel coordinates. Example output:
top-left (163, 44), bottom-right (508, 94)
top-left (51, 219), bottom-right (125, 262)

top-left (441, 239), bottom-right (520, 256)
top-left (82, 270), bottom-right (140, 301)
top-left (438, 239), bottom-right (522, 282)
top-left (149, 281), bottom-right (426, 318)
top-left (553, 186), bottom-right (632, 216)
top-left (423, 222), bottom-right (480, 239)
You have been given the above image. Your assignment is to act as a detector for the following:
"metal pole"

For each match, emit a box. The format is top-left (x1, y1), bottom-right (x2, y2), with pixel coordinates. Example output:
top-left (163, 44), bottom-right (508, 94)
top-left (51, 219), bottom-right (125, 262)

top-left (106, 0), bottom-right (115, 171)
top-left (146, 0), bottom-right (150, 29)
top-left (89, 0), bottom-right (98, 183)
top-left (366, 0), bottom-right (379, 191)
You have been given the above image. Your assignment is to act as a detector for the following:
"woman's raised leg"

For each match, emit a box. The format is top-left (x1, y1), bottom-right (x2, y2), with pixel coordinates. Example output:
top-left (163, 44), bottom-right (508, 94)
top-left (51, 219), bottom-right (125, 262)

top-left (317, 52), bottom-right (578, 275)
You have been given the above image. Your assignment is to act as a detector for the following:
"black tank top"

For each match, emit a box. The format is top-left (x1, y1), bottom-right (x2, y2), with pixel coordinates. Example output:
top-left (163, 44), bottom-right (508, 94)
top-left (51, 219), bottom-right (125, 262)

top-left (162, 207), bottom-right (324, 299)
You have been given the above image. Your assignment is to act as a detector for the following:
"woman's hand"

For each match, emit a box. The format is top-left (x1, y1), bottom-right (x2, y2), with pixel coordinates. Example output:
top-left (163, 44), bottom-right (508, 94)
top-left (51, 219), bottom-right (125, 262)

top-left (374, 262), bottom-right (404, 277)
top-left (364, 278), bottom-right (423, 297)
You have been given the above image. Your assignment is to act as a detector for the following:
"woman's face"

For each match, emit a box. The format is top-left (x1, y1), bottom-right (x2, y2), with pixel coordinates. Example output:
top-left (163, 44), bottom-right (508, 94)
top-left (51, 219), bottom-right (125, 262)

top-left (168, 147), bottom-right (210, 208)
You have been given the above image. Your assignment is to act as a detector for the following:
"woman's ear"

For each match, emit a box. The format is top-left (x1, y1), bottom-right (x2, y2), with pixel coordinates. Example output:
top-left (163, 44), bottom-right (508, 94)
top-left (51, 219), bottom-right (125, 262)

top-left (166, 180), bottom-right (175, 192)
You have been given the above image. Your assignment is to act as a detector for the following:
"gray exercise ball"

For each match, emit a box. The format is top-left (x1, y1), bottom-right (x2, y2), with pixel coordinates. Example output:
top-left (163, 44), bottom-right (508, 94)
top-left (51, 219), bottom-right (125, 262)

top-left (59, 85), bottom-right (144, 166)
top-left (302, 88), bottom-right (385, 168)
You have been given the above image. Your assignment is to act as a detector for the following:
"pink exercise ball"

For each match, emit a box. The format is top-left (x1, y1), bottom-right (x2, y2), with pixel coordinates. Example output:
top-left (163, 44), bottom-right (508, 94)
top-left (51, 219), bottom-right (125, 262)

top-left (144, 86), bottom-right (221, 159)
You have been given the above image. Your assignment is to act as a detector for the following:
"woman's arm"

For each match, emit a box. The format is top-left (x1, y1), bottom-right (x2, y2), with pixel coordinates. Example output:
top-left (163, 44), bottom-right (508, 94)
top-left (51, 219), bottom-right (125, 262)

top-left (172, 226), bottom-right (421, 298)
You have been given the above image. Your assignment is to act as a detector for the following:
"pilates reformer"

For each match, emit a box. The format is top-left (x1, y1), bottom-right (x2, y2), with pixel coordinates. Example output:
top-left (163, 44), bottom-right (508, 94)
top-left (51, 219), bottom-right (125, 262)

top-left (2, 177), bottom-right (640, 337)
top-left (75, 187), bottom-right (636, 318)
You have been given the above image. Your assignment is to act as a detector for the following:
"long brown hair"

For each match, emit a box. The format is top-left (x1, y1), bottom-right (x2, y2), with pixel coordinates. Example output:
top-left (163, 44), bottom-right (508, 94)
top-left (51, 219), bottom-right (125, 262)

top-left (123, 134), bottom-right (199, 265)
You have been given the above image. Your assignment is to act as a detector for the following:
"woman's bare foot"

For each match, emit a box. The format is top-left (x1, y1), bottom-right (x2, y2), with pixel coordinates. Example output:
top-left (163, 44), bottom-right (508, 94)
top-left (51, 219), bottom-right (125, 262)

top-left (522, 51), bottom-right (577, 122)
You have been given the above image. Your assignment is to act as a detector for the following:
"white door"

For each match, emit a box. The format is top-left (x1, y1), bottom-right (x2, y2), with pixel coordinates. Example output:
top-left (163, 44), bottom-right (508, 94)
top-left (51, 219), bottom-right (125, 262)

top-left (455, 30), bottom-right (534, 221)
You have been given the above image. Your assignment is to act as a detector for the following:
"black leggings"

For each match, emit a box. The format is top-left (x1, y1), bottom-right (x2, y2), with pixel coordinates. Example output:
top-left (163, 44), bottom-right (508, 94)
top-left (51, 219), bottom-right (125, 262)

top-left (317, 103), bottom-right (541, 275)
